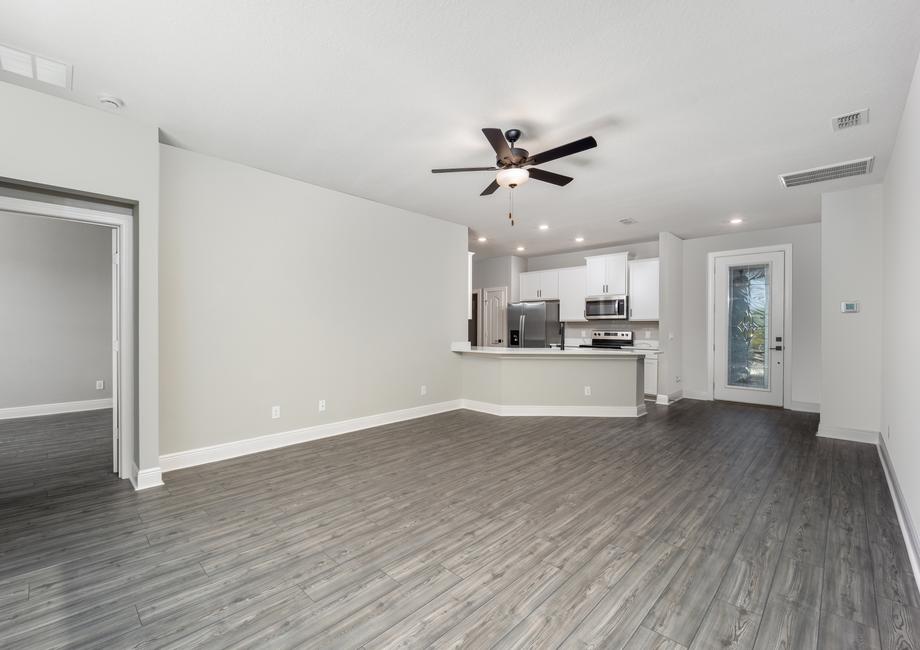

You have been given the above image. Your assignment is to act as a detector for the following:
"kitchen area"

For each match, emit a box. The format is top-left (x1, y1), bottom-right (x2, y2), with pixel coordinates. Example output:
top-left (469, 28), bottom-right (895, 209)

top-left (456, 244), bottom-right (666, 417)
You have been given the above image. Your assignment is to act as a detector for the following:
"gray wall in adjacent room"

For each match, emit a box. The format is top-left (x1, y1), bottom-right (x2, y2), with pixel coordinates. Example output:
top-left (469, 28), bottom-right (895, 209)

top-left (0, 211), bottom-right (112, 409)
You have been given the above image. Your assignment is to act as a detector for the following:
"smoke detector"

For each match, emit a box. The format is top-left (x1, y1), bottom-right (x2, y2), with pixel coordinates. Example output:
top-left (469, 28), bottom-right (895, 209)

top-left (619, 217), bottom-right (637, 225)
top-left (98, 95), bottom-right (124, 110)
top-left (832, 109), bottom-right (869, 131)
top-left (779, 157), bottom-right (874, 188)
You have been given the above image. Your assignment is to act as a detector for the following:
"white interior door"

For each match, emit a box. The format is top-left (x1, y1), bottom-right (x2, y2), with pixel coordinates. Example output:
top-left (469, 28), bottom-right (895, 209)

top-left (482, 286), bottom-right (508, 347)
top-left (713, 251), bottom-right (785, 406)
top-left (111, 229), bottom-right (120, 473)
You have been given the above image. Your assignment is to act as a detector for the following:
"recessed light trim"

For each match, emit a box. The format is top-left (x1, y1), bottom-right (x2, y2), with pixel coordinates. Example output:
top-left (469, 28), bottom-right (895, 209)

top-left (516, 246), bottom-right (525, 252)
top-left (575, 237), bottom-right (585, 243)
top-left (477, 236), bottom-right (487, 242)
top-left (538, 224), bottom-right (549, 231)
top-left (729, 217), bottom-right (743, 225)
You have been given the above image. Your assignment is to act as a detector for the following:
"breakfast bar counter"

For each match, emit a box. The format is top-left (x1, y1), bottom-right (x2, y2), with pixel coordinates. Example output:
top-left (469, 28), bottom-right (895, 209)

top-left (453, 346), bottom-right (646, 417)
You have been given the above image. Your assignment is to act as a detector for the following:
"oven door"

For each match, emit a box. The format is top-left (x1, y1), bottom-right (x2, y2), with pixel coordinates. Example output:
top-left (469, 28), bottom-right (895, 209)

top-left (585, 296), bottom-right (627, 320)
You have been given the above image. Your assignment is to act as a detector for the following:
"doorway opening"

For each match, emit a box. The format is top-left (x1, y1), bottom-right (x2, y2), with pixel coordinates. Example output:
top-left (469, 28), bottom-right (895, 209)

top-left (707, 245), bottom-right (792, 408)
top-left (0, 195), bottom-right (135, 480)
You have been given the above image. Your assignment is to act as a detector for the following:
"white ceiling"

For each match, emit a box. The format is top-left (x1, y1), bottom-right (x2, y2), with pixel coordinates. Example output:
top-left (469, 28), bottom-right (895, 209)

top-left (2, 1), bottom-right (919, 258)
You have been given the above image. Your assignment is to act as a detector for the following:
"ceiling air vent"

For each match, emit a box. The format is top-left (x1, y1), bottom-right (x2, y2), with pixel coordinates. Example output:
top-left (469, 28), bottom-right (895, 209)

top-left (832, 108), bottom-right (869, 131)
top-left (0, 43), bottom-right (71, 89)
top-left (619, 217), bottom-right (637, 225)
top-left (779, 157), bottom-right (874, 188)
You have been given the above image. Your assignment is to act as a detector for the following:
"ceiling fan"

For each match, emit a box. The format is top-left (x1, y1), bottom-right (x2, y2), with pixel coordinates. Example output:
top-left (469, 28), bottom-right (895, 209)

top-left (432, 128), bottom-right (598, 196)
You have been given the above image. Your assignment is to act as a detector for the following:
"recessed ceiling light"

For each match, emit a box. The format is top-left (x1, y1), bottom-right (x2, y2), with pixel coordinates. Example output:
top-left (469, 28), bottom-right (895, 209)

top-left (477, 236), bottom-right (487, 242)
top-left (98, 95), bottom-right (124, 110)
top-left (539, 224), bottom-right (549, 231)
top-left (729, 217), bottom-right (743, 224)
top-left (575, 237), bottom-right (585, 243)
top-left (516, 246), bottom-right (525, 252)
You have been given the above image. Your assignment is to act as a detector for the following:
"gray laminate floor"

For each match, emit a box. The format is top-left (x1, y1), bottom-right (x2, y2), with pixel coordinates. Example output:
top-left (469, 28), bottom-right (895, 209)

top-left (1, 402), bottom-right (918, 649)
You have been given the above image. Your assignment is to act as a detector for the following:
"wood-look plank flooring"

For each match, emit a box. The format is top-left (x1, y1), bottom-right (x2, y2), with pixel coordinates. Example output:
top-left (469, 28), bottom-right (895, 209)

top-left (1, 401), bottom-right (918, 649)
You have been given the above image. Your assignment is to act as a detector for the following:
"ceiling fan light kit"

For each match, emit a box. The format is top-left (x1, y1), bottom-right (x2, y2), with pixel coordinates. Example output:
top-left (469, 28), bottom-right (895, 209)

top-left (496, 167), bottom-right (529, 188)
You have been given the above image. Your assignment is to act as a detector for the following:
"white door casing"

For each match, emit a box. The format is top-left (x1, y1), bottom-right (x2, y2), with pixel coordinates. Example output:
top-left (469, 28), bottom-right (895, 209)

top-left (713, 250), bottom-right (785, 406)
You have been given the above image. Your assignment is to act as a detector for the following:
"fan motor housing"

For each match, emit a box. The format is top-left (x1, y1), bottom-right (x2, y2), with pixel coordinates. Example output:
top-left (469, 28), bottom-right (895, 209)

top-left (498, 147), bottom-right (529, 167)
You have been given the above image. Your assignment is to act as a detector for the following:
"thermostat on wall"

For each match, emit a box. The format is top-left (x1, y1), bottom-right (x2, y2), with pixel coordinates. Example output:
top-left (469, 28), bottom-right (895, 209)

top-left (841, 301), bottom-right (860, 313)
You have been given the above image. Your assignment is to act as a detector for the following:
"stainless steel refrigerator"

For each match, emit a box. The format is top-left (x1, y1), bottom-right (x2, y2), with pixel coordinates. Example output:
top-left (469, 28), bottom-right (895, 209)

top-left (507, 300), bottom-right (562, 348)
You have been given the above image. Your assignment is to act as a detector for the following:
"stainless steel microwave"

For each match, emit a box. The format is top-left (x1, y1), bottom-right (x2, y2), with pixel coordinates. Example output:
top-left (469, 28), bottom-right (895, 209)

top-left (585, 295), bottom-right (628, 320)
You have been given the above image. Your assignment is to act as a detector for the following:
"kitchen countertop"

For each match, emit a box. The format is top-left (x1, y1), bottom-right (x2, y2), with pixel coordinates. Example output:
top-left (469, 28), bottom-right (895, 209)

top-left (455, 346), bottom-right (646, 357)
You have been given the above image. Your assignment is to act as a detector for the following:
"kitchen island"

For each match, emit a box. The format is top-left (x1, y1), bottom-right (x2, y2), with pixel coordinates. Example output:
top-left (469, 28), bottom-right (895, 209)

top-left (453, 346), bottom-right (646, 417)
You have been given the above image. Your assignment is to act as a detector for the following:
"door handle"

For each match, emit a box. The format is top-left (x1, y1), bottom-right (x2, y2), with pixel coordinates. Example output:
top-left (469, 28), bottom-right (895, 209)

top-left (772, 346), bottom-right (783, 351)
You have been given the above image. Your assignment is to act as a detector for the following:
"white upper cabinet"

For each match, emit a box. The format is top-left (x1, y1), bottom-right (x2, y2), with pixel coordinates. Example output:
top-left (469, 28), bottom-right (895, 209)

top-left (519, 270), bottom-right (559, 300)
top-left (628, 258), bottom-right (660, 321)
top-left (557, 266), bottom-right (587, 321)
top-left (519, 271), bottom-right (541, 300)
top-left (585, 253), bottom-right (628, 296)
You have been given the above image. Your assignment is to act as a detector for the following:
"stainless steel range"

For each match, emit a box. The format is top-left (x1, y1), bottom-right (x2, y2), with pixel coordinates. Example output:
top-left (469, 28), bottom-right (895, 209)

top-left (579, 330), bottom-right (634, 349)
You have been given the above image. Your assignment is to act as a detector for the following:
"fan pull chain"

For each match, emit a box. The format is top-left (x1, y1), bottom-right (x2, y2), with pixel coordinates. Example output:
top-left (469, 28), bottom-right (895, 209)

top-left (508, 188), bottom-right (514, 226)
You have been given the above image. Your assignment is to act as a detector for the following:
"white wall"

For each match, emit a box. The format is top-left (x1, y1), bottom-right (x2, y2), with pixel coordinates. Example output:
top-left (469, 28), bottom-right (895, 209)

top-left (820, 185), bottom-right (883, 436)
top-left (524, 240), bottom-right (659, 271)
top-left (472, 255), bottom-right (526, 301)
top-left (882, 51), bottom-right (920, 541)
top-left (0, 212), bottom-right (112, 409)
top-left (158, 145), bottom-right (467, 456)
top-left (658, 232), bottom-right (684, 400)
top-left (0, 81), bottom-right (160, 471)
top-left (681, 223), bottom-right (822, 410)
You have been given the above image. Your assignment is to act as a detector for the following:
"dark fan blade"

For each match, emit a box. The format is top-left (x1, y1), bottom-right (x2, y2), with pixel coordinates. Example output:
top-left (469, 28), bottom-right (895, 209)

top-left (528, 168), bottom-right (574, 187)
top-left (482, 128), bottom-right (513, 162)
top-left (525, 136), bottom-right (597, 166)
top-left (431, 166), bottom-right (497, 173)
top-left (480, 179), bottom-right (500, 196)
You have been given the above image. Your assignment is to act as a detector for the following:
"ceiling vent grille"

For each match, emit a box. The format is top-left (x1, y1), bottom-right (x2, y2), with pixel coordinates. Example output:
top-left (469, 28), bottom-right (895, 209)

top-left (618, 217), bottom-right (637, 225)
top-left (0, 43), bottom-right (71, 89)
top-left (832, 108), bottom-right (869, 131)
top-left (779, 157), bottom-right (874, 188)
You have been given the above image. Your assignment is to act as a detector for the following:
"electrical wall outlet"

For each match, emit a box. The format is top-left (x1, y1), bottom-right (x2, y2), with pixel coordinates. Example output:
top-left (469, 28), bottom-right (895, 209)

top-left (271, 405), bottom-right (281, 419)
top-left (318, 399), bottom-right (326, 413)
top-left (420, 385), bottom-right (427, 396)
top-left (584, 385), bottom-right (592, 396)
top-left (95, 380), bottom-right (105, 390)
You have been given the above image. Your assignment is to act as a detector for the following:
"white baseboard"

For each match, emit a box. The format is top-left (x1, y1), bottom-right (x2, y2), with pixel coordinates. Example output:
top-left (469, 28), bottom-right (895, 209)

top-left (681, 389), bottom-right (712, 401)
top-left (790, 400), bottom-right (821, 413)
top-left (656, 391), bottom-right (683, 406)
top-left (459, 399), bottom-right (646, 418)
top-left (878, 436), bottom-right (920, 599)
top-left (0, 398), bottom-right (113, 420)
top-left (130, 462), bottom-right (164, 490)
top-left (160, 399), bottom-right (463, 472)
top-left (817, 423), bottom-right (880, 444)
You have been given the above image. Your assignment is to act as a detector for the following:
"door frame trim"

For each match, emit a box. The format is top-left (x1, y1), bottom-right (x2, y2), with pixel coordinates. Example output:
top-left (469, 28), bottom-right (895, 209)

top-left (706, 244), bottom-right (793, 407)
top-left (0, 195), bottom-right (135, 482)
